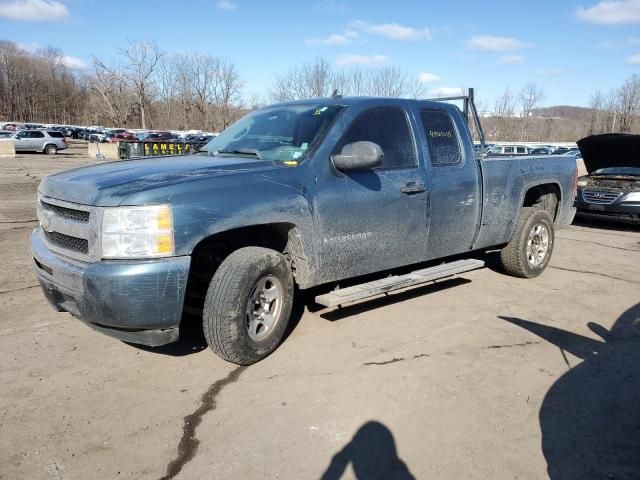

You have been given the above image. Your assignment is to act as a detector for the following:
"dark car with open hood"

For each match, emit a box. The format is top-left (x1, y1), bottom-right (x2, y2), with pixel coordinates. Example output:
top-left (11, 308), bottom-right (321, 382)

top-left (575, 133), bottom-right (640, 222)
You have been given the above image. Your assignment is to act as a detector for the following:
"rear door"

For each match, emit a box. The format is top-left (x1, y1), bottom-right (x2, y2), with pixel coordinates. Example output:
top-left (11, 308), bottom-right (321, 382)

top-left (315, 104), bottom-right (428, 282)
top-left (28, 131), bottom-right (45, 151)
top-left (416, 107), bottom-right (481, 260)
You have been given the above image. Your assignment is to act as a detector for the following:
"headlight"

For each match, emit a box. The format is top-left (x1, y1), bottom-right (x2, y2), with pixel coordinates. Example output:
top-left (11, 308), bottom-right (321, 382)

top-left (624, 192), bottom-right (640, 202)
top-left (101, 205), bottom-right (174, 259)
top-left (577, 178), bottom-right (589, 187)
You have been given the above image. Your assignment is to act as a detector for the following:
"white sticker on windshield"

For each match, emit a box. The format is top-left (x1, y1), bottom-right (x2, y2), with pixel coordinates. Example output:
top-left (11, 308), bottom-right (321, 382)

top-left (301, 143), bottom-right (309, 150)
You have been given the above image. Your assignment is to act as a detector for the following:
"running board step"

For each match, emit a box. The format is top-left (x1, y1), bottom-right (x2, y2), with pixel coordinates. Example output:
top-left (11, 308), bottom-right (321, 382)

top-left (314, 259), bottom-right (485, 307)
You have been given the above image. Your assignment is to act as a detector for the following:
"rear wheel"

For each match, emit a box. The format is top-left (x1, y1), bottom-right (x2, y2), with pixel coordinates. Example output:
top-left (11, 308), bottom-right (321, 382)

top-left (203, 247), bottom-right (294, 365)
top-left (44, 144), bottom-right (57, 155)
top-left (500, 207), bottom-right (555, 278)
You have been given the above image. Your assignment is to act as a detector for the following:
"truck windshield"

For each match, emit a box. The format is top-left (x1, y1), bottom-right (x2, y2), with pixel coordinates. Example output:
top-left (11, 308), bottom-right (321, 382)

top-left (202, 105), bottom-right (343, 162)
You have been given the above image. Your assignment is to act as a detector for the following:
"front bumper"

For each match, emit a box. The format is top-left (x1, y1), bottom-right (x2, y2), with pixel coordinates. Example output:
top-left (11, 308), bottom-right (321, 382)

top-left (30, 228), bottom-right (191, 346)
top-left (575, 190), bottom-right (640, 221)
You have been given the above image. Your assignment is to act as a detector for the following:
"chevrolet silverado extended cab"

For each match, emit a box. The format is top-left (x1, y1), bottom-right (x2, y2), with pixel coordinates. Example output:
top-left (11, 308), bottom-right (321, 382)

top-left (31, 97), bottom-right (577, 364)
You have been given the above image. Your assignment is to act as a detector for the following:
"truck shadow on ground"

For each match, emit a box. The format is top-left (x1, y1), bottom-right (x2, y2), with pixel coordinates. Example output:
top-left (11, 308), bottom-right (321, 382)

top-left (320, 421), bottom-right (415, 480)
top-left (499, 303), bottom-right (640, 479)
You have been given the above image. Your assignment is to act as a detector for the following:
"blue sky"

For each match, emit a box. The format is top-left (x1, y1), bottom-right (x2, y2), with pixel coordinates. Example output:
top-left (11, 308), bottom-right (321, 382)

top-left (1, 0), bottom-right (639, 107)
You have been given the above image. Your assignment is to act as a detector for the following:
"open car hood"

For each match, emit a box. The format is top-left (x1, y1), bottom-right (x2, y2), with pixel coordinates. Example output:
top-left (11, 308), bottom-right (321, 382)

top-left (577, 133), bottom-right (640, 174)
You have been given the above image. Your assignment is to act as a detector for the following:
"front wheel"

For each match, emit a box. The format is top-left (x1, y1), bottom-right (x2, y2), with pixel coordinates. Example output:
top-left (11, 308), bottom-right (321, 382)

top-left (500, 207), bottom-right (555, 278)
top-left (203, 247), bottom-right (294, 365)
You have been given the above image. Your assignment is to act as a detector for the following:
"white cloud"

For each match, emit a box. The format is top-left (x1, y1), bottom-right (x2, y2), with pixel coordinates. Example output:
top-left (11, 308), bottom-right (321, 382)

top-left (350, 21), bottom-right (431, 40)
top-left (216, 0), bottom-right (237, 10)
top-left (307, 30), bottom-right (358, 46)
top-left (466, 35), bottom-right (526, 52)
top-left (498, 54), bottom-right (525, 64)
top-left (626, 53), bottom-right (640, 64)
top-left (538, 68), bottom-right (567, 76)
top-left (418, 72), bottom-right (441, 83)
top-left (335, 54), bottom-right (390, 66)
top-left (0, 0), bottom-right (69, 21)
top-left (577, 0), bottom-right (640, 24)
top-left (62, 55), bottom-right (86, 69)
top-left (428, 87), bottom-right (465, 97)
top-left (17, 41), bottom-right (40, 52)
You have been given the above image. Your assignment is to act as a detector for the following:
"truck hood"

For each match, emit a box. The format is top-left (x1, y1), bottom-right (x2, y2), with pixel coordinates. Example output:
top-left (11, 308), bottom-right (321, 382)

top-left (39, 154), bottom-right (275, 206)
top-left (577, 133), bottom-right (640, 174)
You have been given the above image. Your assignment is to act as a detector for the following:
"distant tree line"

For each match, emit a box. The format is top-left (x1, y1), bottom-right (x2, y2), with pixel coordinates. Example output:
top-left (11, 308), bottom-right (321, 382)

top-left (0, 39), bottom-right (246, 131)
top-left (0, 40), bottom-right (638, 141)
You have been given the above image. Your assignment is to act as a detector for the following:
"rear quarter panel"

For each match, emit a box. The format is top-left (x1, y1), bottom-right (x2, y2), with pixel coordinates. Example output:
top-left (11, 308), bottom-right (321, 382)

top-left (474, 155), bottom-right (576, 249)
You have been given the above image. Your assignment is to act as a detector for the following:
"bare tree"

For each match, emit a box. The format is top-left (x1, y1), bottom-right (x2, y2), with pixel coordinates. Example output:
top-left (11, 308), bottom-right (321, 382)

top-left (118, 40), bottom-right (162, 129)
top-left (491, 87), bottom-right (516, 140)
top-left (269, 57), bottom-right (334, 102)
top-left (617, 74), bottom-right (640, 133)
top-left (587, 91), bottom-right (604, 135)
top-left (90, 56), bottom-right (136, 126)
top-left (518, 82), bottom-right (545, 141)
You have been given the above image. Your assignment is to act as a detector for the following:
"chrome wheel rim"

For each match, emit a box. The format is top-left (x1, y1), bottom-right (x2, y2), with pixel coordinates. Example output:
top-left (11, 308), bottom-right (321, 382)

top-left (245, 275), bottom-right (283, 342)
top-left (526, 224), bottom-right (549, 267)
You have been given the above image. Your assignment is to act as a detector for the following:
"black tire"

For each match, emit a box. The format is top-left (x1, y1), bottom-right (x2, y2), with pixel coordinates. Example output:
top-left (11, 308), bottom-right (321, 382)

top-left (44, 144), bottom-right (57, 155)
top-left (500, 207), bottom-right (555, 278)
top-left (203, 247), bottom-right (294, 365)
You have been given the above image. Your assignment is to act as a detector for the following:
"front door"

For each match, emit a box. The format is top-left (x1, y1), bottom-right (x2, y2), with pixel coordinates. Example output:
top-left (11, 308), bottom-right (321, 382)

top-left (12, 131), bottom-right (28, 151)
top-left (314, 104), bottom-right (428, 283)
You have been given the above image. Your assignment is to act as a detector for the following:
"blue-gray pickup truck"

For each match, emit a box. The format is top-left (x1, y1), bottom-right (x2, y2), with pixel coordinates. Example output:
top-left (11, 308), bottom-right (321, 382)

top-left (31, 97), bottom-right (577, 364)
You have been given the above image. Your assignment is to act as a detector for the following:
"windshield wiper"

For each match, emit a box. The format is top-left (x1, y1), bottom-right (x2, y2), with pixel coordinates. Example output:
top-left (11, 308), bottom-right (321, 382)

top-left (217, 148), bottom-right (263, 160)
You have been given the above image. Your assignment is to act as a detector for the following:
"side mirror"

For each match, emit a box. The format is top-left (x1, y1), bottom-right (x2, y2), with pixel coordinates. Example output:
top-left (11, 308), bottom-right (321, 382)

top-left (332, 141), bottom-right (383, 171)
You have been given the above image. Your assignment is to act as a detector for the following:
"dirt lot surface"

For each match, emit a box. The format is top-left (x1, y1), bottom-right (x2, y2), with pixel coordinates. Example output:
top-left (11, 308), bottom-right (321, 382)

top-left (1, 141), bottom-right (639, 479)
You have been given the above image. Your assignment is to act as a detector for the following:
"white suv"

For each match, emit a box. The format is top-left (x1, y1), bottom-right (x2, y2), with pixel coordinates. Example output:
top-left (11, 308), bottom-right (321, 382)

top-left (11, 130), bottom-right (68, 154)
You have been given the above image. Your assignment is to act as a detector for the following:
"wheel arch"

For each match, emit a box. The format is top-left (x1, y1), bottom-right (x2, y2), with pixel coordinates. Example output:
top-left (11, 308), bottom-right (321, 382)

top-left (184, 222), bottom-right (313, 320)
top-left (521, 181), bottom-right (562, 221)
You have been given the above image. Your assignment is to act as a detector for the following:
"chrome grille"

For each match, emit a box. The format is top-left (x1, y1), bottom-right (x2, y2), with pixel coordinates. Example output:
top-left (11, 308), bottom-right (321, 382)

top-left (38, 195), bottom-right (99, 261)
top-left (43, 230), bottom-right (89, 254)
top-left (41, 201), bottom-right (90, 223)
top-left (582, 189), bottom-right (621, 205)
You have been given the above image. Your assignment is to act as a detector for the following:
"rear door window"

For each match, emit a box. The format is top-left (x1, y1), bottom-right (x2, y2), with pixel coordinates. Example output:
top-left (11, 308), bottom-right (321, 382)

top-left (504, 146), bottom-right (514, 154)
top-left (338, 107), bottom-right (416, 168)
top-left (29, 131), bottom-right (45, 138)
top-left (420, 110), bottom-right (461, 166)
top-left (516, 146), bottom-right (526, 154)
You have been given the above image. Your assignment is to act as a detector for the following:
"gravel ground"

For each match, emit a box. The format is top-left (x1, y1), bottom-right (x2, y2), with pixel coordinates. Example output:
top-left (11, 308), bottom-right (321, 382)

top-left (1, 141), bottom-right (638, 480)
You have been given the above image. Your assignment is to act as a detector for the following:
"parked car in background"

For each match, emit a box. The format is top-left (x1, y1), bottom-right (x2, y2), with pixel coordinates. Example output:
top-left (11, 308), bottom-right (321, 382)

top-left (88, 131), bottom-right (107, 143)
top-left (144, 132), bottom-right (173, 142)
top-left (2, 123), bottom-right (20, 131)
top-left (11, 129), bottom-right (68, 154)
top-left (64, 127), bottom-right (81, 138)
top-left (553, 147), bottom-right (571, 155)
top-left (0, 130), bottom-right (14, 138)
top-left (575, 133), bottom-right (639, 222)
top-left (561, 150), bottom-right (582, 160)
top-left (530, 147), bottom-right (552, 155)
top-left (486, 145), bottom-right (532, 156)
top-left (106, 132), bottom-right (136, 143)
